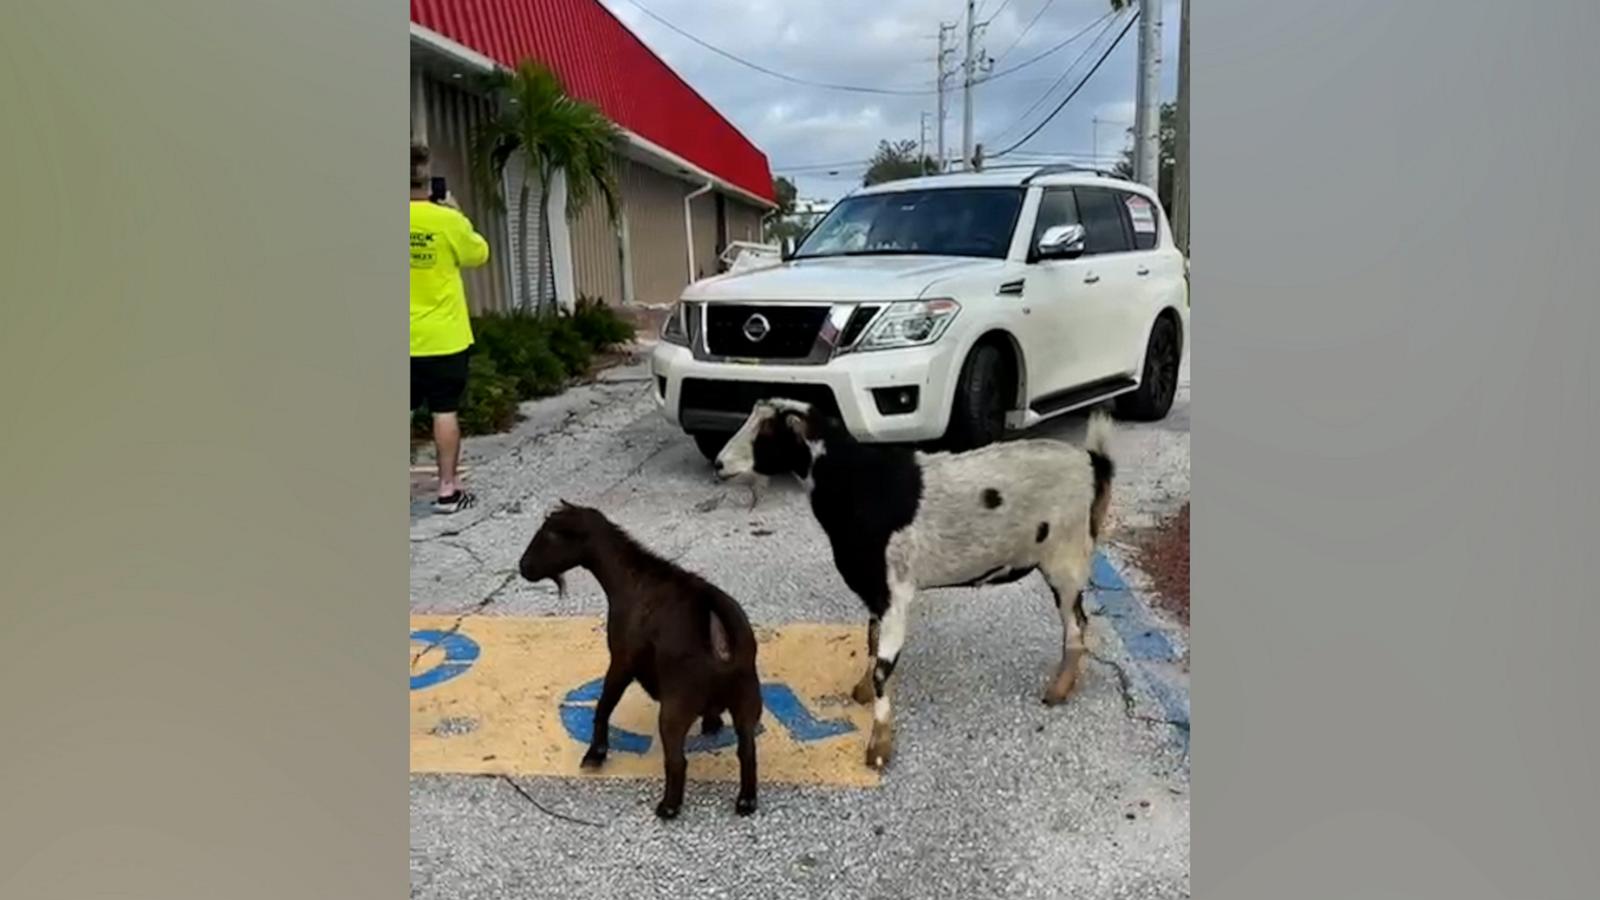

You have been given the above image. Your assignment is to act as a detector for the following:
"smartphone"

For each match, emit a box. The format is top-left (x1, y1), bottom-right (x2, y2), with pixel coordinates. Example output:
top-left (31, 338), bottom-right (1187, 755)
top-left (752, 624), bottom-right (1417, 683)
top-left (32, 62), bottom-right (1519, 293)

top-left (429, 176), bottom-right (447, 203)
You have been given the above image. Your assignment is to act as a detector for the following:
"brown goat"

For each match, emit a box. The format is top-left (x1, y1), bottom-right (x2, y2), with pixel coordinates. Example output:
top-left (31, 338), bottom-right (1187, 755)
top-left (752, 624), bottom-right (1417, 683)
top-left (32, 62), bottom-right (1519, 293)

top-left (518, 502), bottom-right (762, 819)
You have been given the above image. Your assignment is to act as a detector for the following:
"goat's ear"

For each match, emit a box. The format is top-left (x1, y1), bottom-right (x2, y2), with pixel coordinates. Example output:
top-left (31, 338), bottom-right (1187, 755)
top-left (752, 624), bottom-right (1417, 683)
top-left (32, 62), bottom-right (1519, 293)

top-left (782, 410), bottom-right (811, 440)
top-left (558, 499), bottom-right (575, 509)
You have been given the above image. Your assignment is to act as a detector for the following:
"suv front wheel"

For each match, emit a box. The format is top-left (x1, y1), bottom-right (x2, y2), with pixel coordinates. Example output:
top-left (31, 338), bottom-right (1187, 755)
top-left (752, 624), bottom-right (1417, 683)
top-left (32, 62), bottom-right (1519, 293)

top-left (944, 343), bottom-right (1009, 451)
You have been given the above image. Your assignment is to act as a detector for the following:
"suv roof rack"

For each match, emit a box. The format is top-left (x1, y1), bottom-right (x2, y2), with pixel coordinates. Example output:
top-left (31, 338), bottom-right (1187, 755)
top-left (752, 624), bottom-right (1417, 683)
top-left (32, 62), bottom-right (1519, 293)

top-left (1019, 163), bottom-right (1120, 184)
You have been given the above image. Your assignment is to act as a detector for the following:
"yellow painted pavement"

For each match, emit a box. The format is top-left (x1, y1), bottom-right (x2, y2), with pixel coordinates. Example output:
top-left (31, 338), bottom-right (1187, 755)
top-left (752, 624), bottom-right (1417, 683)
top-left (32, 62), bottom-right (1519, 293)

top-left (409, 615), bottom-right (881, 788)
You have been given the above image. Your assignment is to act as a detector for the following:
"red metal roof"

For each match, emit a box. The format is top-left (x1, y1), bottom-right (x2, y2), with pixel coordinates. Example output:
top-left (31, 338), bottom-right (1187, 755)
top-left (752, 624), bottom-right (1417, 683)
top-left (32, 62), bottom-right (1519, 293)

top-left (411, 0), bottom-right (775, 204)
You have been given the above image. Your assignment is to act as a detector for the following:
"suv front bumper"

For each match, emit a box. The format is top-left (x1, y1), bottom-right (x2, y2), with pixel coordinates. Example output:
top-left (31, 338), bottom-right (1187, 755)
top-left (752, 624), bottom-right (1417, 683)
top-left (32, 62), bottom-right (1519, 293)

top-left (649, 340), bottom-right (961, 443)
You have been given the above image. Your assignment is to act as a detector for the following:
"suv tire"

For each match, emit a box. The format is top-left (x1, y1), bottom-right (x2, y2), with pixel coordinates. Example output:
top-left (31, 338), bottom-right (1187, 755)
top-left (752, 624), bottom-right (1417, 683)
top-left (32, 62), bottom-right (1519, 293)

top-left (945, 343), bottom-right (1008, 451)
top-left (692, 431), bottom-right (731, 462)
top-left (1116, 317), bottom-right (1181, 421)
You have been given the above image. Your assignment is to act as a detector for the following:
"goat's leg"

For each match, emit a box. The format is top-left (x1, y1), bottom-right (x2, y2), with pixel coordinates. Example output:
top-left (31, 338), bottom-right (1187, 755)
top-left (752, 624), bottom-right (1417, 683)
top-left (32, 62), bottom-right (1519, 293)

top-left (851, 616), bottom-right (881, 704)
top-left (731, 678), bottom-right (762, 815)
top-left (701, 709), bottom-right (725, 735)
top-left (582, 661), bottom-right (632, 767)
top-left (1040, 536), bottom-right (1094, 706)
top-left (655, 697), bottom-right (695, 820)
top-left (866, 587), bottom-right (911, 770)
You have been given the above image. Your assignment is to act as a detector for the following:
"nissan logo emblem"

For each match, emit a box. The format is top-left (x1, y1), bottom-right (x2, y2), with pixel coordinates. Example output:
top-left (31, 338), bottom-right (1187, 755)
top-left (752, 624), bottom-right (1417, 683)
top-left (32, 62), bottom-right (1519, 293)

top-left (742, 313), bottom-right (771, 343)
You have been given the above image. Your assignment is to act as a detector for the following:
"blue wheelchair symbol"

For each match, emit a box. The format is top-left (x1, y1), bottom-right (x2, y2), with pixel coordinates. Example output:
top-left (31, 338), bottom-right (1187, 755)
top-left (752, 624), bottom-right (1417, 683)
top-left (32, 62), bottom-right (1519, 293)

top-left (558, 677), bottom-right (856, 754)
top-left (410, 630), bottom-right (480, 691)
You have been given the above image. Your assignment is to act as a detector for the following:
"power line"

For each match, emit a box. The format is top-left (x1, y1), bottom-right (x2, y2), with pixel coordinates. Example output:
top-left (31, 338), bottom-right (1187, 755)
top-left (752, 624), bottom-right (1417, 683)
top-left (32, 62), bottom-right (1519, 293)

top-left (989, 8), bottom-right (1139, 158)
top-left (984, 10), bottom-right (1125, 144)
top-left (982, 0), bottom-right (1015, 25)
top-left (620, 0), bottom-right (939, 96)
top-left (991, 0), bottom-right (1058, 66)
top-left (974, 8), bottom-right (1117, 85)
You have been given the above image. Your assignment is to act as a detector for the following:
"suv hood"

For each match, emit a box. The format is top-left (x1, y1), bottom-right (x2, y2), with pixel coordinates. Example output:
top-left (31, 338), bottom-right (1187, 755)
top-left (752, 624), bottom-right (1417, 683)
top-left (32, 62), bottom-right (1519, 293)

top-left (681, 255), bottom-right (1006, 303)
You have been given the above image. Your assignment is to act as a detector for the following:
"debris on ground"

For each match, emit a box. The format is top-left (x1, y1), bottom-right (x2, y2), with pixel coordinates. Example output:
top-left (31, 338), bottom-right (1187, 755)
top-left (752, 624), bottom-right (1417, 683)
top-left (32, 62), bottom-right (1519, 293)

top-left (1129, 501), bottom-right (1190, 625)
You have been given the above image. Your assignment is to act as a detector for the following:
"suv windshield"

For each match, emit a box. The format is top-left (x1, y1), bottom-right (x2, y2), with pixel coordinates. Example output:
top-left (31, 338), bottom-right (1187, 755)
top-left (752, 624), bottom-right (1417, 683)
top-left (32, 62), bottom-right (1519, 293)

top-left (793, 187), bottom-right (1024, 260)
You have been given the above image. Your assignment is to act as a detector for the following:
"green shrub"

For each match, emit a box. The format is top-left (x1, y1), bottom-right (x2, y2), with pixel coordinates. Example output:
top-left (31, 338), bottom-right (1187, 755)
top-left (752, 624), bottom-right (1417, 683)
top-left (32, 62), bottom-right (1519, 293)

top-left (471, 310), bottom-right (566, 398)
top-left (412, 302), bottom-right (638, 440)
top-left (454, 353), bottom-right (521, 435)
top-left (544, 315), bottom-right (592, 375)
top-left (571, 296), bottom-right (635, 349)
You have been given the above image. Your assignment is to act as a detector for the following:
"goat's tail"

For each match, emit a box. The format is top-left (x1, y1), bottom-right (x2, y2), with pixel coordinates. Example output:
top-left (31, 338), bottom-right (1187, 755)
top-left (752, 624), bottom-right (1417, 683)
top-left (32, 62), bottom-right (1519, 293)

top-left (703, 588), bottom-right (757, 667)
top-left (1084, 410), bottom-right (1117, 541)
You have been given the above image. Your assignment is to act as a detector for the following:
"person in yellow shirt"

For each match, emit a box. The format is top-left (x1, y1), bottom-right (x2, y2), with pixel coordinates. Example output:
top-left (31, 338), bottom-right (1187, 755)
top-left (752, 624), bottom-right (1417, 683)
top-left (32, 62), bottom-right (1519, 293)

top-left (411, 142), bottom-right (490, 514)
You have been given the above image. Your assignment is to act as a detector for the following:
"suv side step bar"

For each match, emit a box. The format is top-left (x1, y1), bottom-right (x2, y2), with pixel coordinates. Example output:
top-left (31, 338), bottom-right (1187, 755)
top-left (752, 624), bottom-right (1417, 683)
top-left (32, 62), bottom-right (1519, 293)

top-left (1028, 374), bottom-right (1137, 417)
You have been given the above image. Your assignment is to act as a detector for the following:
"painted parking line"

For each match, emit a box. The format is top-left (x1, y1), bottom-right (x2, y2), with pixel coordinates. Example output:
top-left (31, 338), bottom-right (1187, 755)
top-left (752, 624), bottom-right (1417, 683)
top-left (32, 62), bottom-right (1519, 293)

top-left (1089, 553), bottom-right (1191, 752)
top-left (410, 616), bottom-right (880, 788)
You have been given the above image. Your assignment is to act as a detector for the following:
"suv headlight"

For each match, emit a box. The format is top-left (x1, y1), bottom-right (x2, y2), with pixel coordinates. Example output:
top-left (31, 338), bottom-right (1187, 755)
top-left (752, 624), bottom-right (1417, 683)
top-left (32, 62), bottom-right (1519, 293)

top-left (660, 302), bottom-right (692, 346)
top-left (855, 298), bottom-right (961, 351)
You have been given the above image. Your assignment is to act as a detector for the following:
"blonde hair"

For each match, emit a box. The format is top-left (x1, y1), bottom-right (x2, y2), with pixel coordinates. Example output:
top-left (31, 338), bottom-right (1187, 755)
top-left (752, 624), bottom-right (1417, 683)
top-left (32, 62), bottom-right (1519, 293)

top-left (410, 141), bottom-right (430, 189)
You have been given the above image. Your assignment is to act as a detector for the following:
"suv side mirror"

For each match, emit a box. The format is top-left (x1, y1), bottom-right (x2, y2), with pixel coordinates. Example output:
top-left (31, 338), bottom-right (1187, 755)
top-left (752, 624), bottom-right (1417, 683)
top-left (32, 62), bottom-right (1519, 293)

top-left (1035, 223), bottom-right (1087, 260)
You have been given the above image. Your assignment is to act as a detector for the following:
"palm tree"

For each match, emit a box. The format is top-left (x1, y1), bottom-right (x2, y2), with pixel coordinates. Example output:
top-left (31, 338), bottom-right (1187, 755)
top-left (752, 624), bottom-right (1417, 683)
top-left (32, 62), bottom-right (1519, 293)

top-left (470, 60), bottom-right (620, 314)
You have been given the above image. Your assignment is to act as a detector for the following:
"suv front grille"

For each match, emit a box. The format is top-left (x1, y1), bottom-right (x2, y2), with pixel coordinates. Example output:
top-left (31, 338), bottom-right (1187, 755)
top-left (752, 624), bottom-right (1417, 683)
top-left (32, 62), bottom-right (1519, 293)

top-left (680, 379), bottom-right (841, 418)
top-left (704, 304), bottom-right (828, 359)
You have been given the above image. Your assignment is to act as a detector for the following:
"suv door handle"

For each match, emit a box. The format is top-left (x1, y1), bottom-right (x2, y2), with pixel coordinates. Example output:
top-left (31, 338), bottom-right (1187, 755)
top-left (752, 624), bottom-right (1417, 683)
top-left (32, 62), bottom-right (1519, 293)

top-left (1083, 273), bottom-right (1100, 284)
top-left (1136, 266), bottom-right (1150, 276)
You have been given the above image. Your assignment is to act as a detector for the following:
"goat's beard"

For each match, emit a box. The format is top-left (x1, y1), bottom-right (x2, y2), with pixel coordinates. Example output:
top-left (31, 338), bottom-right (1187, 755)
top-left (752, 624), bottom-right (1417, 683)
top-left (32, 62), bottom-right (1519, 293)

top-left (549, 573), bottom-right (566, 599)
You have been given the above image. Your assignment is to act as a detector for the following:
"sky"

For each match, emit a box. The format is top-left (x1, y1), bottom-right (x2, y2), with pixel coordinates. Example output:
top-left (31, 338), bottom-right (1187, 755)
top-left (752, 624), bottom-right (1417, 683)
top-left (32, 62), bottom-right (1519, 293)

top-left (599, 0), bottom-right (1181, 203)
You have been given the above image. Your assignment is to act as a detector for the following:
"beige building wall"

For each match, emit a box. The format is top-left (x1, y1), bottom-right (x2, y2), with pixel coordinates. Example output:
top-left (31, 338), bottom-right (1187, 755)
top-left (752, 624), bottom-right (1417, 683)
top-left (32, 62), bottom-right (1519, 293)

top-left (688, 192), bottom-right (719, 283)
top-left (618, 160), bottom-right (691, 306)
top-left (569, 191), bottom-right (625, 305)
top-left (725, 202), bottom-right (765, 245)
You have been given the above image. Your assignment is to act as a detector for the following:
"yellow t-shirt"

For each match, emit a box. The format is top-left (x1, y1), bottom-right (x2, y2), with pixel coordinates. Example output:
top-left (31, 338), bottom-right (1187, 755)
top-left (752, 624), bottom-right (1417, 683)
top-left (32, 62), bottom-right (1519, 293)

top-left (410, 200), bottom-right (490, 356)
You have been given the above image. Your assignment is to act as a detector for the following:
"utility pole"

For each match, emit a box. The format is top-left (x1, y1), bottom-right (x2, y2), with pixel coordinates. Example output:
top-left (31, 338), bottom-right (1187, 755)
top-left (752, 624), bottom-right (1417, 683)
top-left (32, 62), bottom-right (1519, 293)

top-left (919, 112), bottom-right (929, 169)
top-left (960, 2), bottom-right (994, 170)
top-left (1133, 0), bottom-right (1163, 190)
top-left (1173, 0), bottom-right (1190, 254)
top-left (961, 0), bottom-right (976, 170)
top-left (935, 23), bottom-right (953, 171)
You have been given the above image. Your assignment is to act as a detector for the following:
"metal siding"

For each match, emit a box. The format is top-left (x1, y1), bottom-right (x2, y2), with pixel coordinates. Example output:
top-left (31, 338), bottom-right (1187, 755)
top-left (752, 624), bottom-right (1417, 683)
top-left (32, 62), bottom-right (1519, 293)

top-left (623, 162), bottom-right (692, 306)
top-left (411, 0), bottom-right (774, 203)
top-left (420, 72), bottom-right (514, 314)
top-left (501, 153), bottom-right (555, 310)
top-left (690, 193), bottom-right (718, 282)
top-left (570, 171), bottom-right (624, 304)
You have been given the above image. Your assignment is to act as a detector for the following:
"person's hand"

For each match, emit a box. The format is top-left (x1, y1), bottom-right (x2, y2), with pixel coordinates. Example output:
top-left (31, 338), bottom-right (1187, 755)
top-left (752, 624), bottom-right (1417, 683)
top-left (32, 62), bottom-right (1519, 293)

top-left (436, 191), bottom-right (461, 211)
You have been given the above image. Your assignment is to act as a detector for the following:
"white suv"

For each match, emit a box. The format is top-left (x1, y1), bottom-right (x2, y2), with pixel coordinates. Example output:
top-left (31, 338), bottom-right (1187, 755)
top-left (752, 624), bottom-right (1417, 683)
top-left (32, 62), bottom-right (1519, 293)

top-left (649, 165), bottom-right (1189, 460)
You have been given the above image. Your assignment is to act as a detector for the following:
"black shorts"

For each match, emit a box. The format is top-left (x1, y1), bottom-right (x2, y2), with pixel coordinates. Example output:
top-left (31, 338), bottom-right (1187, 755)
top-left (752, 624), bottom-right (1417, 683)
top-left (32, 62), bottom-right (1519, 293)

top-left (410, 348), bottom-right (471, 414)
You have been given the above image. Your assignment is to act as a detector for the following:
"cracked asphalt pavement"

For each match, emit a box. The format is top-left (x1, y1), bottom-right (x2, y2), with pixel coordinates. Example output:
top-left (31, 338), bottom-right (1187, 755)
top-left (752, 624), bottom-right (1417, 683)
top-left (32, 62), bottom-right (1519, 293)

top-left (410, 350), bottom-right (1191, 899)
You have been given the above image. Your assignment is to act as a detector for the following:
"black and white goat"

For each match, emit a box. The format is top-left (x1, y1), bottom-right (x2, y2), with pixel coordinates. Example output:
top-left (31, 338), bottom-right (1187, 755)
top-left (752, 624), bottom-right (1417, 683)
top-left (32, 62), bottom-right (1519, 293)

top-left (713, 399), bottom-right (1115, 770)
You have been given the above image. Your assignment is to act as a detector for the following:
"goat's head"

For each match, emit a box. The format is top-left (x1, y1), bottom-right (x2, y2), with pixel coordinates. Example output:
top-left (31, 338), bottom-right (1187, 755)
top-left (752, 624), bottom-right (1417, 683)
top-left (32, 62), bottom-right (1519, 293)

top-left (714, 398), bottom-right (821, 481)
top-left (517, 500), bottom-right (605, 593)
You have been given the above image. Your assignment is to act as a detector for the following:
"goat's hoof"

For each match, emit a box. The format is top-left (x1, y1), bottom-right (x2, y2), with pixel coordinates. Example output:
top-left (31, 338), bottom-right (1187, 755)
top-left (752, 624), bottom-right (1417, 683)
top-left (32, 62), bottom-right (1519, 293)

top-left (702, 714), bottom-right (725, 735)
top-left (735, 795), bottom-right (758, 816)
top-left (655, 801), bottom-right (681, 821)
top-left (865, 728), bottom-right (895, 770)
top-left (580, 747), bottom-right (608, 768)
top-left (851, 680), bottom-right (876, 705)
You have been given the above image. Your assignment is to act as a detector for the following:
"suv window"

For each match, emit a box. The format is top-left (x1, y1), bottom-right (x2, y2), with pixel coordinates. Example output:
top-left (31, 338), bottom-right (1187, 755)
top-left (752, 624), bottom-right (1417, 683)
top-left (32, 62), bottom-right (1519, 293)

top-left (1120, 191), bottom-right (1160, 250)
top-left (1030, 188), bottom-right (1080, 250)
top-left (793, 187), bottom-right (1023, 260)
top-left (1073, 188), bottom-right (1133, 255)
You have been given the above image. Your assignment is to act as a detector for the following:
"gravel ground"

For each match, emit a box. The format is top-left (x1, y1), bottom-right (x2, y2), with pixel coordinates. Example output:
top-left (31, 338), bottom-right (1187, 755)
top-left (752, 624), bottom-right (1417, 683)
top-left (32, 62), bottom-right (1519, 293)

top-left (409, 344), bottom-right (1191, 899)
